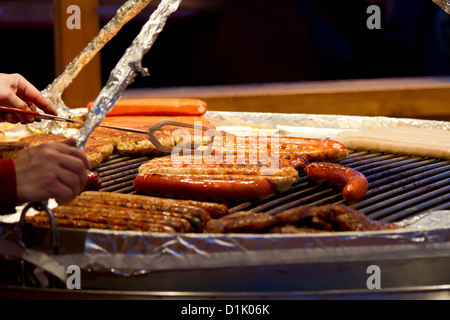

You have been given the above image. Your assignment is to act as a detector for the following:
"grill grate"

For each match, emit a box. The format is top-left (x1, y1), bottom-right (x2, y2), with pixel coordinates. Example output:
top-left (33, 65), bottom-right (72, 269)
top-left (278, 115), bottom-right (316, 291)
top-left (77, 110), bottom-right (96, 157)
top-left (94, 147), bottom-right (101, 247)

top-left (95, 154), bottom-right (151, 193)
top-left (93, 151), bottom-right (450, 223)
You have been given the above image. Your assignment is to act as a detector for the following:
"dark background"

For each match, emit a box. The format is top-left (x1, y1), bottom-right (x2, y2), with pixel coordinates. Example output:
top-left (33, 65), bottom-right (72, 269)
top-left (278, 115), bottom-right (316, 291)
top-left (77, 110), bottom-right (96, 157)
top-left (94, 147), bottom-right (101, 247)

top-left (0, 0), bottom-right (449, 92)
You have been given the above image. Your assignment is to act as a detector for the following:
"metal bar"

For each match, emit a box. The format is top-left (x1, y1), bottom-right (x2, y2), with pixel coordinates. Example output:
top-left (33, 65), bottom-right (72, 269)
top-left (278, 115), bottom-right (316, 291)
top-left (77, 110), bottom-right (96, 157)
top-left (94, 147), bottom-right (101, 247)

top-left (100, 173), bottom-right (138, 188)
top-left (377, 186), bottom-right (450, 222)
top-left (354, 167), bottom-right (450, 211)
top-left (363, 160), bottom-right (444, 189)
top-left (99, 169), bottom-right (140, 183)
top-left (96, 158), bottom-right (150, 176)
top-left (362, 177), bottom-right (450, 219)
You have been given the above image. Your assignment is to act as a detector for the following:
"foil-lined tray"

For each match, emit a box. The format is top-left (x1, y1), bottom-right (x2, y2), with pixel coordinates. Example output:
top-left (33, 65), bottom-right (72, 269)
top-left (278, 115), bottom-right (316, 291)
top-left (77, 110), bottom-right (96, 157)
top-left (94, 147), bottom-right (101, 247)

top-left (205, 111), bottom-right (450, 139)
top-left (0, 210), bottom-right (449, 290)
top-left (0, 111), bottom-right (449, 288)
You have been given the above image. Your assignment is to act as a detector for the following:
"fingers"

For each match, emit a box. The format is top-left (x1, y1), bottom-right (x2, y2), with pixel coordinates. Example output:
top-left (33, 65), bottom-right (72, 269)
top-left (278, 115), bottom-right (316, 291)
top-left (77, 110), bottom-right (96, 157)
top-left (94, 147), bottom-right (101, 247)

top-left (15, 74), bottom-right (57, 115)
top-left (0, 109), bottom-right (36, 124)
top-left (14, 141), bottom-right (91, 205)
top-left (0, 85), bottom-right (32, 124)
top-left (51, 165), bottom-right (87, 204)
top-left (0, 111), bottom-right (21, 124)
top-left (45, 142), bottom-right (90, 202)
top-left (0, 73), bottom-right (56, 124)
top-left (39, 168), bottom-right (81, 205)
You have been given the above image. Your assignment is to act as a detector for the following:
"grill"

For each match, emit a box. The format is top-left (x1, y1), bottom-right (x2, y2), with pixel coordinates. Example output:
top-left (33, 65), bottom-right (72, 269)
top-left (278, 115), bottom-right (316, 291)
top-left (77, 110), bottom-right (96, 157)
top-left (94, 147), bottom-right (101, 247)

top-left (93, 151), bottom-right (450, 223)
top-left (5, 150), bottom-right (449, 299)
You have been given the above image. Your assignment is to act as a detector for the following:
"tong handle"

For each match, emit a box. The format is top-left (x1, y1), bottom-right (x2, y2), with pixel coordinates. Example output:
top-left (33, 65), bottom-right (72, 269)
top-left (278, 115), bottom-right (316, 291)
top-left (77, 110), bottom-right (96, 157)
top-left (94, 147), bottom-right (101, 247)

top-left (147, 120), bottom-right (216, 154)
top-left (19, 202), bottom-right (60, 255)
top-left (148, 120), bottom-right (211, 132)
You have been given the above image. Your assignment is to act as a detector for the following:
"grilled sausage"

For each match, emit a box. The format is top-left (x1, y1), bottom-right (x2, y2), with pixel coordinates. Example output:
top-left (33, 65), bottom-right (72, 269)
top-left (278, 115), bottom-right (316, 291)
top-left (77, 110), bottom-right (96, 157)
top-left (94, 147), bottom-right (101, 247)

top-left (304, 162), bottom-right (369, 203)
top-left (277, 136), bottom-right (347, 150)
top-left (210, 135), bottom-right (347, 150)
top-left (204, 211), bottom-right (278, 233)
top-left (134, 174), bottom-right (273, 202)
top-left (204, 136), bottom-right (349, 163)
top-left (69, 196), bottom-right (207, 231)
top-left (52, 205), bottom-right (193, 233)
top-left (138, 155), bottom-right (300, 178)
top-left (29, 210), bottom-right (177, 233)
top-left (78, 191), bottom-right (228, 219)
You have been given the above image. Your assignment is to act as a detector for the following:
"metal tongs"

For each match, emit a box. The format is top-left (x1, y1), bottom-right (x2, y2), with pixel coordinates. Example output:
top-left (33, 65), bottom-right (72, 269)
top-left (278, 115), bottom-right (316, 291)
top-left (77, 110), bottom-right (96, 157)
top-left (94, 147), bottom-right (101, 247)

top-left (0, 105), bottom-right (214, 153)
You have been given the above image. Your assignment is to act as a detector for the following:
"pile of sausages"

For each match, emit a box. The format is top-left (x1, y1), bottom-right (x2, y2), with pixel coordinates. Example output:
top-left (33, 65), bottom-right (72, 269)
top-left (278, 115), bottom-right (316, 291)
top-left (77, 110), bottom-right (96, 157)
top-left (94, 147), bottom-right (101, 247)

top-left (27, 191), bottom-right (227, 233)
top-left (134, 136), bottom-right (369, 203)
top-left (27, 192), bottom-right (400, 234)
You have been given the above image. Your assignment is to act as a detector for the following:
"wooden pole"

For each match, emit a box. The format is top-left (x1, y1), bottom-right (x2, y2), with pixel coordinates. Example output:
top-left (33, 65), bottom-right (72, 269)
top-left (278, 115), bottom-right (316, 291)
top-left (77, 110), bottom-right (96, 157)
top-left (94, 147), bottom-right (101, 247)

top-left (53, 0), bottom-right (101, 108)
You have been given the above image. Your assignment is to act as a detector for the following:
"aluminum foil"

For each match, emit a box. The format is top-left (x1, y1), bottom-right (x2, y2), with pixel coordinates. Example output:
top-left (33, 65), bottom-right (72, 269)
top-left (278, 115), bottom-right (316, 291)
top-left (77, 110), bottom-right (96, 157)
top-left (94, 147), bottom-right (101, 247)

top-left (28, 0), bottom-right (153, 135)
top-left (433, 0), bottom-right (450, 14)
top-left (205, 111), bottom-right (450, 140)
top-left (79, 213), bottom-right (450, 276)
top-left (74, 0), bottom-right (182, 150)
top-left (1, 210), bottom-right (449, 283)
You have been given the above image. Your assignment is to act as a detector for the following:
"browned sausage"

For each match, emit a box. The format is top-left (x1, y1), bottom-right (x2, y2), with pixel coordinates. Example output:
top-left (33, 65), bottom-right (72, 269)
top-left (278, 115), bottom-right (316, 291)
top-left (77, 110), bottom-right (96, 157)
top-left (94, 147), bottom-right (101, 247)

top-left (52, 205), bottom-right (192, 232)
top-left (208, 136), bottom-right (349, 163)
top-left (78, 191), bottom-right (228, 219)
top-left (133, 174), bottom-right (273, 202)
top-left (304, 162), bottom-right (369, 203)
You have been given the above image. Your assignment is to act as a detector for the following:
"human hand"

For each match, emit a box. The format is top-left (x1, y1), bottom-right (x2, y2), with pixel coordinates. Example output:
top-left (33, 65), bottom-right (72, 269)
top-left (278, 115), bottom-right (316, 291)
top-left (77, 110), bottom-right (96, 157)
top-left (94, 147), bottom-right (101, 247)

top-left (0, 73), bottom-right (57, 124)
top-left (14, 138), bottom-right (90, 205)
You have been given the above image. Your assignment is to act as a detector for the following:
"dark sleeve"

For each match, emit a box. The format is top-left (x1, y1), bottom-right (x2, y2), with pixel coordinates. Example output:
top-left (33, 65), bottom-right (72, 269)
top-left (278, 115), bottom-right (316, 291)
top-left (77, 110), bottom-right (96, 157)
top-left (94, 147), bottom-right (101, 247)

top-left (0, 158), bottom-right (18, 215)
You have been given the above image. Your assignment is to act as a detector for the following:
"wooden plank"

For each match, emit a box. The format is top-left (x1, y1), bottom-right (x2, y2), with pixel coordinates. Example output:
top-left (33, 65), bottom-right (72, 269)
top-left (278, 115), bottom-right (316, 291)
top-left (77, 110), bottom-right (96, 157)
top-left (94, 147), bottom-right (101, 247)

top-left (53, 0), bottom-right (101, 108)
top-left (122, 77), bottom-right (450, 121)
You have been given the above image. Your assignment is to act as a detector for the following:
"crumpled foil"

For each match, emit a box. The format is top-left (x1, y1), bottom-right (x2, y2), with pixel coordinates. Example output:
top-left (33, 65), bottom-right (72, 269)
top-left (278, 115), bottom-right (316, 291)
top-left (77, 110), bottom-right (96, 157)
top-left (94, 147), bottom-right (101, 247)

top-left (205, 111), bottom-right (450, 139)
top-left (74, 0), bottom-right (182, 150)
top-left (28, 0), bottom-right (153, 135)
top-left (433, 0), bottom-right (450, 14)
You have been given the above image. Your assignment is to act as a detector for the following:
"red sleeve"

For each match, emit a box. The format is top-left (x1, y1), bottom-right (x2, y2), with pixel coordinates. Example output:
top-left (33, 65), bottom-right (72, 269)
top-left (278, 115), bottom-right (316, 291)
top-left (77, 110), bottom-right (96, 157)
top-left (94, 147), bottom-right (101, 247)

top-left (0, 158), bottom-right (18, 214)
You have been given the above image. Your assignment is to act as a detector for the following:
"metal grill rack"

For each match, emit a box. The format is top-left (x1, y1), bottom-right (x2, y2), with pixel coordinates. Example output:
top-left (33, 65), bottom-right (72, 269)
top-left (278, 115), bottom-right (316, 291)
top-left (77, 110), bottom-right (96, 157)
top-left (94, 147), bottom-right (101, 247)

top-left (93, 151), bottom-right (450, 223)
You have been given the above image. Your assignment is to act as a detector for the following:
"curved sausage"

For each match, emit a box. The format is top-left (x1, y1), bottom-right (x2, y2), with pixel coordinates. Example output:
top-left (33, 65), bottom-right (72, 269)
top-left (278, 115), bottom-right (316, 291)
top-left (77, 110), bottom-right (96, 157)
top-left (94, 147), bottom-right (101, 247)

top-left (304, 162), bottom-right (369, 203)
top-left (133, 174), bottom-right (272, 202)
